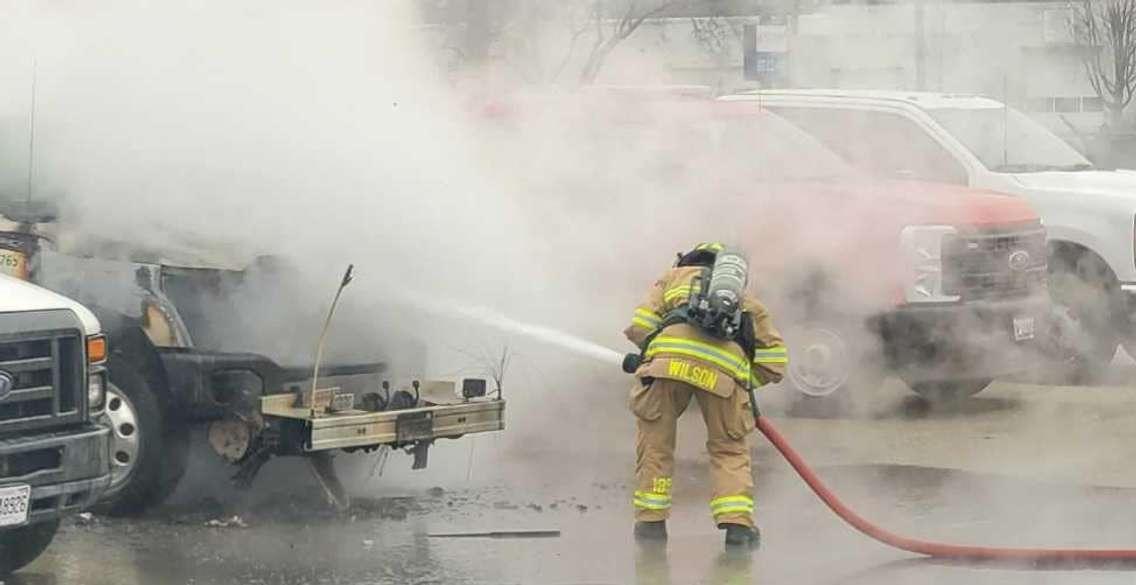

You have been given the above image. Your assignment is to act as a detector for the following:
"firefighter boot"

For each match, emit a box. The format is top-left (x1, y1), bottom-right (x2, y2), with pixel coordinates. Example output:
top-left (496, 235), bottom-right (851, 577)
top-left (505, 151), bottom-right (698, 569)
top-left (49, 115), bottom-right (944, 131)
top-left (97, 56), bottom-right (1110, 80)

top-left (723, 523), bottom-right (760, 549)
top-left (634, 520), bottom-right (668, 542)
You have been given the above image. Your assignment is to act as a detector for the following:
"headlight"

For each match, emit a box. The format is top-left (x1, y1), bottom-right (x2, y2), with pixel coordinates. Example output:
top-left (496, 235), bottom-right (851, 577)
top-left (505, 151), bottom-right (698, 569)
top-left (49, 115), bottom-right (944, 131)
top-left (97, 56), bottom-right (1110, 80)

top-left (88, 368), bottom-right (106, 411)
top-left (900, 225), bottom-right (961, 304)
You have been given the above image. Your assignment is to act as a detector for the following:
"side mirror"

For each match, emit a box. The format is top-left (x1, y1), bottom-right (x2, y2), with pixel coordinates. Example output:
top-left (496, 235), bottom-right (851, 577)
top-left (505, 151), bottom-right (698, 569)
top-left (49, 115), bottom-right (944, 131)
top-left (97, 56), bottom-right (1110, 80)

top-left (0, 199), bottom-right (59, 225)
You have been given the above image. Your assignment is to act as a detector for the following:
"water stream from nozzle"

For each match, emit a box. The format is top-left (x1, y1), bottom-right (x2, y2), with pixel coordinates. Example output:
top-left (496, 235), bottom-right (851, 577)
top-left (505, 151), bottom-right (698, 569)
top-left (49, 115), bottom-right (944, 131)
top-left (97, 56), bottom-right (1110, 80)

top-left (393, 292), bottom-right (623, 366)
top-left (447, 304), bottom-right (624, 366)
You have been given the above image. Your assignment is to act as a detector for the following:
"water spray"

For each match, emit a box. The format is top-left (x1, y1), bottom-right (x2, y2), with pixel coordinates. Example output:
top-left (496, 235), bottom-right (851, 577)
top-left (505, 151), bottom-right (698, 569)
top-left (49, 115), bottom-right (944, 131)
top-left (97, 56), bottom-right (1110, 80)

top-left (401, 295), bottom-right (1136, 564)
top-left (388, 291), bottom-right (624, 366)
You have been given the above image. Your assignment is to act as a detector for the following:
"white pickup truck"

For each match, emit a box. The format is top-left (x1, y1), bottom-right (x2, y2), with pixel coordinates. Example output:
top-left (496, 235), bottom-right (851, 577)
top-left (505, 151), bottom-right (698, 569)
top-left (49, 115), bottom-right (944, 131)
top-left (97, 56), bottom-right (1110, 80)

top-left (729, 90), bottom-right (1136, 376)
top-left (0, 273), bottom-right (110, 574)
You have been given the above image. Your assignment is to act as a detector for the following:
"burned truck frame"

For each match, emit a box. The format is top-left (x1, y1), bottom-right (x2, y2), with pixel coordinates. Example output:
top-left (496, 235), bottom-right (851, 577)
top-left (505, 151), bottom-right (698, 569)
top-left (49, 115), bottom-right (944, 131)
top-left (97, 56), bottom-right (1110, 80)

top-left (0, 201), bottom-right (505, 513)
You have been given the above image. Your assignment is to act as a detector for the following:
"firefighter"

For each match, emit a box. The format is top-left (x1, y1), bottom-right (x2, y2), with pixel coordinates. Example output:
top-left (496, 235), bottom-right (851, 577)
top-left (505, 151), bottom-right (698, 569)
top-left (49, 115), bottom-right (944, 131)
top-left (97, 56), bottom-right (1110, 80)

top-left (624, 242), bottom-right (788, 549)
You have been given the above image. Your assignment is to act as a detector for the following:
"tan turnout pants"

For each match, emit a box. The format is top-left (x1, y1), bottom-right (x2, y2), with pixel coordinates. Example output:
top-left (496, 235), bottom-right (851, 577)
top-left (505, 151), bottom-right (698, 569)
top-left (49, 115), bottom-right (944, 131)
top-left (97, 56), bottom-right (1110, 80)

top-left (629, 377), bottom-right (756, 528)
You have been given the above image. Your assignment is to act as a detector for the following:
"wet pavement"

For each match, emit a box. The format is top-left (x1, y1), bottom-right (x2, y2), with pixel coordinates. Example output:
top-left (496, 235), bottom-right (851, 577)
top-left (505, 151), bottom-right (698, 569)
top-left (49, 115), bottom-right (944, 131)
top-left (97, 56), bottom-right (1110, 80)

top-left (16, 363), bottom-right (1136, 584)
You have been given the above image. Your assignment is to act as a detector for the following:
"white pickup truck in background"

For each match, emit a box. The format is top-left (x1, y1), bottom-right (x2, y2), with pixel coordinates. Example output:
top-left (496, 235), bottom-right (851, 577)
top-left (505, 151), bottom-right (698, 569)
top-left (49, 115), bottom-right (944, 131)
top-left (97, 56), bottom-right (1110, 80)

top-left (730, 90), bottom-right (1136, 378)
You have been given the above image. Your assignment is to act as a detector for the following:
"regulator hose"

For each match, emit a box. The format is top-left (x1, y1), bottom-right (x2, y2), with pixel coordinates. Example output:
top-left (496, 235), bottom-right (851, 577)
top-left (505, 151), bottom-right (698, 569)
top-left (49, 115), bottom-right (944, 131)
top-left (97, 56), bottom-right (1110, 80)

top-left (756, 414), bottom-right (1136, 562)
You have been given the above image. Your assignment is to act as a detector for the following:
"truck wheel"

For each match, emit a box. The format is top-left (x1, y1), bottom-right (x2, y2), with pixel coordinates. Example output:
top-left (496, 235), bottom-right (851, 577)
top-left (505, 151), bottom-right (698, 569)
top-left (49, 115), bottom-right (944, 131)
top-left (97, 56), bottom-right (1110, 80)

top-left (786, 325), bottom-right (853, 398)
top-left (784, 322), bottom-right (882, 416)
top-left (1049, 254), bottom-right (1119, 382)
top-left (0, 519), bottom-right (59, 575)
top-left (96, 363), bottom-right (189, 516)
top-left (908, 378), bottom-right (992, 402)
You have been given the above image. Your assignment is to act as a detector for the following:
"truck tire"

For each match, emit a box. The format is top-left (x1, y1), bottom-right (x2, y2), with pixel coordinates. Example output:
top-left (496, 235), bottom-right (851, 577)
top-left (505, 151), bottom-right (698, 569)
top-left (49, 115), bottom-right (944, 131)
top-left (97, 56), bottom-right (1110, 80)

top-left (908, 378), bottom-right (992, 402)
top-left (1049, 253), bottom-right (1119, 383)
top-left (784, 320), bottom-right (882, 416)
top-left (96, 361), bottom-right (189, 516)
top-left (0, 519), bottom-right (59, 575)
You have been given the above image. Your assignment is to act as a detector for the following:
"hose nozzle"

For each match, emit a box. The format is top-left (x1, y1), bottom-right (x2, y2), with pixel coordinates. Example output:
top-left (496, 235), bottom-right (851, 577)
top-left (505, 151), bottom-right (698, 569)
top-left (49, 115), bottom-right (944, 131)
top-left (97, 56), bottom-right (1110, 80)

top-left (622, 353), bottom-right (642, 374)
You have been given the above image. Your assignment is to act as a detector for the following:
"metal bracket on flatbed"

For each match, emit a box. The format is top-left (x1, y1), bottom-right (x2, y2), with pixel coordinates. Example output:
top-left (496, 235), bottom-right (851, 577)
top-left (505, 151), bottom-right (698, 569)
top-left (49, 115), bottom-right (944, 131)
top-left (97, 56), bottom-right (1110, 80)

top-left (396, 410), bottom-right (435, 443)
top-left (260, 393), bottom-right (505, 452)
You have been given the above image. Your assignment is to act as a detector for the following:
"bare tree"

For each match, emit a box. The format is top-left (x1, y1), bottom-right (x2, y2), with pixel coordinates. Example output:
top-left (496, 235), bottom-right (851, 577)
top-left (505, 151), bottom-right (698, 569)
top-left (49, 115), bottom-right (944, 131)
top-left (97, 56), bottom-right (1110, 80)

top-left (578, 0), bottom-right (682, 84)
top-left (1072, 0), bottom-right (1136, 128)
top-left (689, 15), bottom-right (742, 91)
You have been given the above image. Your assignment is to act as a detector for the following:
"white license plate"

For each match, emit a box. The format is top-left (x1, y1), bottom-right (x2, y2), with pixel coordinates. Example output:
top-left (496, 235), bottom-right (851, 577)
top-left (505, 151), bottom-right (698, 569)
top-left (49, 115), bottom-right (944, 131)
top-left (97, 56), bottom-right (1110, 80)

top-left (0, 485), bottom-right (31, 527)
top-left (1013, 316), bottom-right (1036, 341)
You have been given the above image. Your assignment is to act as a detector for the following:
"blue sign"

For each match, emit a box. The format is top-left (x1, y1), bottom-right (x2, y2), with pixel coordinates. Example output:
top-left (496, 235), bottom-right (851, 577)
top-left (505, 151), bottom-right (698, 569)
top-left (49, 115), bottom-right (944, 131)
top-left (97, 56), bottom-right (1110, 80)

top-left (744, 50), bottom-right (785, 82)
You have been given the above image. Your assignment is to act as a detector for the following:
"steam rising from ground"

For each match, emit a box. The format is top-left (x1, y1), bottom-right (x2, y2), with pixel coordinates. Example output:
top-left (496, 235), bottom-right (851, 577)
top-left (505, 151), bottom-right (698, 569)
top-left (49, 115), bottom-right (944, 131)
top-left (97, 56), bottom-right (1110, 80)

top-left (1, 5), bottom-right (1133, 582)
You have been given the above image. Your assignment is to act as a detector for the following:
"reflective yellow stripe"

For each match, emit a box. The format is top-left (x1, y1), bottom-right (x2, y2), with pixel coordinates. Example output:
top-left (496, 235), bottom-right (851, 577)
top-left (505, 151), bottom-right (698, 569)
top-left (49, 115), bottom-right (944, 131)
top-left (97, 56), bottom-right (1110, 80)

top-left (647, 336), bottom-right (752, 382)
top-left (635, 491), bottom-right (671, 504)
top-left (710, 495), bottom-right (754, 517)
top-left (754, 346), bottom-right (788, 365)
top-left (633, 308), bottom-right (662, 328)
top-left (712, 505), bottom-right (754, 517)
top-left (696, 242), bottom-right (724, 252)
top-left (634, 490), bottom-right (672, 510)
top-left (648, 344), bottom-right (751, 382)
top-left (651, 337), bottom-right (749, 370)
top-left (710, 495), bottom-right (754, 508)
top-left (635, 308), bottom-right (662, 321)
top-left (663, 285), bottom-right (694, 303)
top-left (631, 317), bottom-right (656, 330)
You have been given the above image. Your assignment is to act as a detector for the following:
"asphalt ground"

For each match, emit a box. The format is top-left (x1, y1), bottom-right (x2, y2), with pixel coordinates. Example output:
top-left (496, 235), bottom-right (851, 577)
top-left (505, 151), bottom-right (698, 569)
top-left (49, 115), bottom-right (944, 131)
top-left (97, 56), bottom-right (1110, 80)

top-left (14, 357), bottom-right (1136, 585)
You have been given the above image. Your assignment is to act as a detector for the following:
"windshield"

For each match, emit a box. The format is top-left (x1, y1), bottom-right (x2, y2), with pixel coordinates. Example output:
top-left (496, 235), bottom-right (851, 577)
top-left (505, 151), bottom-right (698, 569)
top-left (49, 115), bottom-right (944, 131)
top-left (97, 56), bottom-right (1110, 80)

top-left (714, 112), bottom-right (861, 182)
top-left (600, 108), bottom-right (860, 183)
top-left (927, 106), bottom-right (1092, 172)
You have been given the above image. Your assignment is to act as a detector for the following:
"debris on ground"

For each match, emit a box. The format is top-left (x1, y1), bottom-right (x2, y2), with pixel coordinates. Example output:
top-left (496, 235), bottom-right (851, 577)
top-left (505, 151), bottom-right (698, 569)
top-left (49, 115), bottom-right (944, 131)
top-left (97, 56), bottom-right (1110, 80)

top-left (427, 529), bottom-right (561, 539)
top-left (351, 496), bottom-right (416, 521)
top-left (204, 515), bottom-right (249, 529)
top-left (74, 512), bottom-right (96, 526)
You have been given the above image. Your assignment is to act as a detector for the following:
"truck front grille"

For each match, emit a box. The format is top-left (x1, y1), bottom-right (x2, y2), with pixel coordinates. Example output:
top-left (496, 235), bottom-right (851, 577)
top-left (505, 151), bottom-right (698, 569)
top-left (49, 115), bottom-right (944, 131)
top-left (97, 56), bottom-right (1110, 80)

top-left (0, 331), bottom-right (84, 433)
top-left (943, 227), bottom-right (1048, 301)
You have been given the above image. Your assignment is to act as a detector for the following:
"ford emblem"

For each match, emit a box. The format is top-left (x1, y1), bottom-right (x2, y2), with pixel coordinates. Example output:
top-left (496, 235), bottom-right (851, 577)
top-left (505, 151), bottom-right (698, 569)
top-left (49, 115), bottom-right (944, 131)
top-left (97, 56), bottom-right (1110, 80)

top-left (0, 371), bottom-right (14, 400)
top-left (1008, 250), bottom-right (1031, 271)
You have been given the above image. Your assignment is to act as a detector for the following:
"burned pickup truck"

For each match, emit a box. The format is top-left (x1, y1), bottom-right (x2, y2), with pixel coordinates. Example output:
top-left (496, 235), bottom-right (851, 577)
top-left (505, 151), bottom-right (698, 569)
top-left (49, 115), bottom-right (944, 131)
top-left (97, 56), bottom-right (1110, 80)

top-left (0, 200), bottom-right (505, 513)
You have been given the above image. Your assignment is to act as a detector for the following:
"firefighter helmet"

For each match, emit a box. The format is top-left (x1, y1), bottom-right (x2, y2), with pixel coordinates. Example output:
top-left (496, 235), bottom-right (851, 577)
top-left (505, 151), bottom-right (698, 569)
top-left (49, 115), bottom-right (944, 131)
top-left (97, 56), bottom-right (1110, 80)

top-left (675, 242), bottom-right (724, 268)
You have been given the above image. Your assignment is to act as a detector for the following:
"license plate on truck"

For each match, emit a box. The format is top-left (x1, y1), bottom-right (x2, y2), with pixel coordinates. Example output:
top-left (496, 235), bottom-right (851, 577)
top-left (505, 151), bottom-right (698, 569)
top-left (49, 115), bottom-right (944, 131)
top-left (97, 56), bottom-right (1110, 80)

top-left (1013, 316), bottom-right (1036, 341)
top-left (0, 249), bottom-right (27, 279)
top-left (0, 485), bottom-right (31, 527)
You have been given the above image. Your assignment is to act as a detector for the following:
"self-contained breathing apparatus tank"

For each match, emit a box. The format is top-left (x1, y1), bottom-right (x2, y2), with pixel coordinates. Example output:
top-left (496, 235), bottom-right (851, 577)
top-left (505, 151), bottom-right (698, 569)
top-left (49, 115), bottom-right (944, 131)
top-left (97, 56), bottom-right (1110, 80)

top-left (622, 245), bottom-right (751, 373)
top-left (688, 247), bottom-right (749, 340)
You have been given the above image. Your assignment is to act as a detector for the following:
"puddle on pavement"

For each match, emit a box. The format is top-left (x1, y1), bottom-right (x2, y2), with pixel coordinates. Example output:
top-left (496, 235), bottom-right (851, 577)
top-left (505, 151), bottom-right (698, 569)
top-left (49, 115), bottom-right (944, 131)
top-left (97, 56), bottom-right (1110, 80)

top-left (10, 460), bottom-right (1136, 584)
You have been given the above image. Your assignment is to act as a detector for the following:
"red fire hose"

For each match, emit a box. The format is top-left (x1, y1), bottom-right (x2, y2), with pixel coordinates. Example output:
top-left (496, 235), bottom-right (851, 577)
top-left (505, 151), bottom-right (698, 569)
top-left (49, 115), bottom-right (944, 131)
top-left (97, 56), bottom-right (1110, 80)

top-left (756, 414), bottom-right (1136, 562)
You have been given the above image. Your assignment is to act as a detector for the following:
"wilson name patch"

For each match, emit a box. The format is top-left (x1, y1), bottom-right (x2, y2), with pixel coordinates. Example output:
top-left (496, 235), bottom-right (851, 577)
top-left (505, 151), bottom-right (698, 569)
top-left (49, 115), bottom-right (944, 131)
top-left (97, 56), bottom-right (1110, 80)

top-left (667, 359), bottom-right (719, 391)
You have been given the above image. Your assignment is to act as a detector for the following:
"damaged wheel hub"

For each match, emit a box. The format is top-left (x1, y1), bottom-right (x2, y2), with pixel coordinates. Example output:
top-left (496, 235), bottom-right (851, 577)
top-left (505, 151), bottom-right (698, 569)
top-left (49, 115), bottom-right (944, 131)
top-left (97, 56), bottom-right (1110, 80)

top-left (789, 327), bottom-right (851, 397)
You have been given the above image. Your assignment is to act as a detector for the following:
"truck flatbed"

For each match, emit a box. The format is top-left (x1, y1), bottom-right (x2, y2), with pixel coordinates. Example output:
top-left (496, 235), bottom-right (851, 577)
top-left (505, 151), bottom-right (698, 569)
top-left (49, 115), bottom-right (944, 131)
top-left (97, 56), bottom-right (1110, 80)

top-left (260, 394), bottom-right (506, 451)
